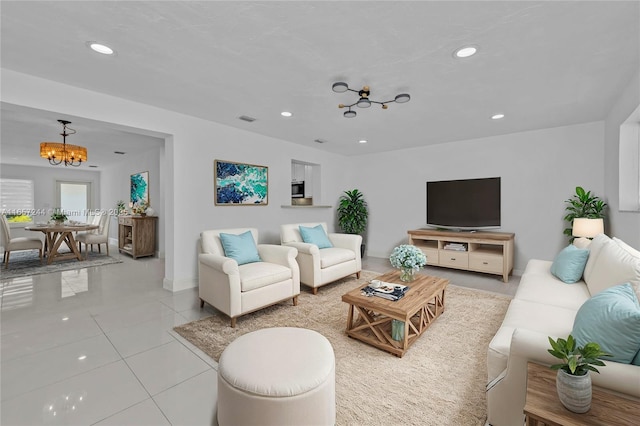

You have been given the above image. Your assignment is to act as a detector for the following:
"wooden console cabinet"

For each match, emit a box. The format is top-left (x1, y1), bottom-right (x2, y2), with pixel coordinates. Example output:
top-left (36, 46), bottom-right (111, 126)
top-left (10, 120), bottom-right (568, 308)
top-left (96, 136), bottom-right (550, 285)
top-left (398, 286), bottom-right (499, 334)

top-left (118, 215), bottom-right (157, 259)
top-left (408, 229), bottom-right (514, 282)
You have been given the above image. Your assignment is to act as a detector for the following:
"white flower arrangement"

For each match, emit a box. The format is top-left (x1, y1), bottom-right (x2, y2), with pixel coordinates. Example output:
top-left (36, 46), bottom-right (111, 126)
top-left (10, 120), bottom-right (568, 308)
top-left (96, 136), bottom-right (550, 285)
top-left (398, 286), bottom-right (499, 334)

top-left (389, 244), bottom-right (427, 270)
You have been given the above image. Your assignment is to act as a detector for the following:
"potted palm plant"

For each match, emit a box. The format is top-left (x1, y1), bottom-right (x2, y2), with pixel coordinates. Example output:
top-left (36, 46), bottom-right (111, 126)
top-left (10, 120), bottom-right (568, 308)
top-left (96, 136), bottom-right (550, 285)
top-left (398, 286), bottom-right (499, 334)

top-left (337, 189), bottom-right (368, 257)
top-left (548, 335), bottom-right (612, 413)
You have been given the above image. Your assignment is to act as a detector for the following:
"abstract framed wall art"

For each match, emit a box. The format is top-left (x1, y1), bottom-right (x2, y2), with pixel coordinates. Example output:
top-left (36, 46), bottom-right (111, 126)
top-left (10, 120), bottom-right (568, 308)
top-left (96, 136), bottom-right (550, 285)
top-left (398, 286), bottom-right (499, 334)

top-left (130, 171), bottom-right (149, 207)
top-left (214, 160), bottom-right (268, 205)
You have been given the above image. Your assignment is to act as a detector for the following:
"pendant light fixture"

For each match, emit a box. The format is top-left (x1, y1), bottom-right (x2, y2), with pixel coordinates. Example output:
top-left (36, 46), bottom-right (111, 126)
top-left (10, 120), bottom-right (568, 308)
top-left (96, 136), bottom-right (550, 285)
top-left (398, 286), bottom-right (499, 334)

top-left (332, 82), bottom-right (410, 118)
top-left (40, 120), bottom-right (87, 167)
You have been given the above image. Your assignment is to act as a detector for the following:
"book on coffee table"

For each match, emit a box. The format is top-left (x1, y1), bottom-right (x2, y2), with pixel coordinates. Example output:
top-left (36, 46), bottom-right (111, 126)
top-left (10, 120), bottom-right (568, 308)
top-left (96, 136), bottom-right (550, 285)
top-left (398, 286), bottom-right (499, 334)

top-left (361, 281), bottom-right (409, 301)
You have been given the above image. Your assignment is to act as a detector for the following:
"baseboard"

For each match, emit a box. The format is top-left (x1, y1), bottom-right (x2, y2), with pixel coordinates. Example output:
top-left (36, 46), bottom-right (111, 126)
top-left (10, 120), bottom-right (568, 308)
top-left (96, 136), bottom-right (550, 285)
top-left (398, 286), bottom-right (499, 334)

top-left (164, 276), bottom-right (197, 292)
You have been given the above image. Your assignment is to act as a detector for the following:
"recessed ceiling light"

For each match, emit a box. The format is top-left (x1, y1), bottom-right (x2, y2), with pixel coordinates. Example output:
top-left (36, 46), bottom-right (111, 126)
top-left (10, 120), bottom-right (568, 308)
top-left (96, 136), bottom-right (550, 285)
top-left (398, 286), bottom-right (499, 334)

top-left (87, 42), bottom-right (114, 55)
top-left (359, 140), bottom-right (367, 144)
top-left (491, 113), bottom-right (505, 120)
top-left (281, 111), bottom-right (293, 117)
top-left (453, 45), bottom-right (478, 58)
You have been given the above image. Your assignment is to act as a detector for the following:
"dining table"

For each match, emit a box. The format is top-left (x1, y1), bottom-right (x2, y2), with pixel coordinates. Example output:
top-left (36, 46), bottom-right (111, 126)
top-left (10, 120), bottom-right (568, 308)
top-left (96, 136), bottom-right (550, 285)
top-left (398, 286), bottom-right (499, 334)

top-left (25, 223), bottom-right (99, 265)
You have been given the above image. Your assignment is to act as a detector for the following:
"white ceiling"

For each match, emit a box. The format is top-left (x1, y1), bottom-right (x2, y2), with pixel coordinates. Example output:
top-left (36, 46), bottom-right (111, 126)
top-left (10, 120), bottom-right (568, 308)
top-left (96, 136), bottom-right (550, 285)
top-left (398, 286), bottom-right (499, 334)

top-left (1, 1), bottom-right (638, 167)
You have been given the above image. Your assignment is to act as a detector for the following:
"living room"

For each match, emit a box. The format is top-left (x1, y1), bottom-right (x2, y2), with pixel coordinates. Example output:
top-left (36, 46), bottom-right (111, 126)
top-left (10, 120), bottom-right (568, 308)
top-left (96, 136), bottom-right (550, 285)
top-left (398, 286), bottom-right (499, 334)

top-left (1, 1), bottom-right (639, 425)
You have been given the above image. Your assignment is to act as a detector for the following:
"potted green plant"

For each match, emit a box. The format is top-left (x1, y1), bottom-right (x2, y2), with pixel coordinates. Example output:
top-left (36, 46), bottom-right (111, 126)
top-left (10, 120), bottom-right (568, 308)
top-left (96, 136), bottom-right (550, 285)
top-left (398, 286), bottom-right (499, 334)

top-left (50, 208), bottom-right (67, 225)
top-left (116, 200), bottom-right (127, 215)
top-left (337, 189), bottom-right (368, 257)
top-left (548, 335), bottom-right (612, 413)
top-left (563, 186), bottom-right (607, 240)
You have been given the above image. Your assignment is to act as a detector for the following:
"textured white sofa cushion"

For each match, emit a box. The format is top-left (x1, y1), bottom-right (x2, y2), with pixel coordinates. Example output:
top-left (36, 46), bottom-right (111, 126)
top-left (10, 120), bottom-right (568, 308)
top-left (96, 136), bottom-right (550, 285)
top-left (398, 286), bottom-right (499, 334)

top-left (239, 262), bottom-right (292, 292)
top-left (514, 259), bottom-right (591, 310)
top-left (583, 233), bottom-right (609, 280)
top-left (487, 299), bottom-right (577, 381)
top-left (614, 237), bottom-right (640, 258)
top-left (584, 236), bottom-right (640, 296)
top-left (319, 247), bottom-right (356, 269)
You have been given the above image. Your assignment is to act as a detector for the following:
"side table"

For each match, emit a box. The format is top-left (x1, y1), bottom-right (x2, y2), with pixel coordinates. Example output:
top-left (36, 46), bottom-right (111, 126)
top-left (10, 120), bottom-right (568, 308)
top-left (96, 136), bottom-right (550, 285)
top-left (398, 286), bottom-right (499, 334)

top-left (524, 362), bottom-right (638, 425)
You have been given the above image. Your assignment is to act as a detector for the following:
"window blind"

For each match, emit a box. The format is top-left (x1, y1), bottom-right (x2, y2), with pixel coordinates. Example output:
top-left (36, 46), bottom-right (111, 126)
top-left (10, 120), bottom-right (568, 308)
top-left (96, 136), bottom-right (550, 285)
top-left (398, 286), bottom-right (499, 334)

top-left (0, 178), bottom-right (35, 213)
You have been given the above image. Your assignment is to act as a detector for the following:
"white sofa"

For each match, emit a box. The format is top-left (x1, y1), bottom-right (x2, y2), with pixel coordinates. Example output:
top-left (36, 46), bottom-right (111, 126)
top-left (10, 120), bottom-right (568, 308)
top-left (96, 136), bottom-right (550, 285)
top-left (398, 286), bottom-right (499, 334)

top-left (486, 234), bottom-right (640, 426)
top-left (280, 222), bottom-right (361, 294)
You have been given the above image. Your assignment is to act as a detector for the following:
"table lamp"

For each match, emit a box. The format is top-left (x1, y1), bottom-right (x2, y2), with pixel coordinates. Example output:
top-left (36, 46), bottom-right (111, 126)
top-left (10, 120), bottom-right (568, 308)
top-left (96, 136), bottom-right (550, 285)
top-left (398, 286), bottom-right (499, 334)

top-left (572, 218), bottom-right (604, 248)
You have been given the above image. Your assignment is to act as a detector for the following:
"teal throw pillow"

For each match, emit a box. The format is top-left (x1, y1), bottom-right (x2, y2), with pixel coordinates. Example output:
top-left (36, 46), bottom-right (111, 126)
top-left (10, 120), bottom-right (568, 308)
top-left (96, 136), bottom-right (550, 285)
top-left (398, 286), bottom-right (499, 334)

top-left (550, 244), bottom-right (590, 283)
top-left (219, 231), bottom-right (262, 265)
top-left (572, 283), bottom-right (640, 364)
top-left (299, 225), bottom-right (333, 249)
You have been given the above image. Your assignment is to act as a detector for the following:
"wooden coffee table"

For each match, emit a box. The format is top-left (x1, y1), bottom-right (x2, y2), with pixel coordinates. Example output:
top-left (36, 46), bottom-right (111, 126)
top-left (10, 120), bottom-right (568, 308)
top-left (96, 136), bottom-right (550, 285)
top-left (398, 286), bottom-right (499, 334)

top-left (341, 270), bottom-right (449, 357)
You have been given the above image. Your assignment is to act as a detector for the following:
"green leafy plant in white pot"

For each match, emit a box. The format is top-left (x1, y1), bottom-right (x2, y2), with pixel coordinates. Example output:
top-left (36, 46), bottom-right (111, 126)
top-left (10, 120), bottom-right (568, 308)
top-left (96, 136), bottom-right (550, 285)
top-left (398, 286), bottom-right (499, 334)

top-left (548, 335), bottom-right (612, 413)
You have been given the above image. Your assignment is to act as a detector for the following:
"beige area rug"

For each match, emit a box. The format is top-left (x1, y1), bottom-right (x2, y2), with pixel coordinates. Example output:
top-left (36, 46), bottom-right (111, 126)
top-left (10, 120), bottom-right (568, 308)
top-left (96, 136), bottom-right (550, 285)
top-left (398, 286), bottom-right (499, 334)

top-left (174, 271), bottom-right (511, 426)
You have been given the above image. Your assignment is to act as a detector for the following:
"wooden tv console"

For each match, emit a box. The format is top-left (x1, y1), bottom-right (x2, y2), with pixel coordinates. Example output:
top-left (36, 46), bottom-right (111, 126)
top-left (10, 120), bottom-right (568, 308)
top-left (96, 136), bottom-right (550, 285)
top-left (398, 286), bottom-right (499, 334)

top-left (408, 229), bottom-right (515, 282)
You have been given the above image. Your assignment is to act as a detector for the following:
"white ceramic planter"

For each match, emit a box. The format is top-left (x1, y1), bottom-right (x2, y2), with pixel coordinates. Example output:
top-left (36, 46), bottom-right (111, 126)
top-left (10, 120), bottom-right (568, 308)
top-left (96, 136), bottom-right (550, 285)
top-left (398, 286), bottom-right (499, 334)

top-left (556, 369), bottom-right (592, 413)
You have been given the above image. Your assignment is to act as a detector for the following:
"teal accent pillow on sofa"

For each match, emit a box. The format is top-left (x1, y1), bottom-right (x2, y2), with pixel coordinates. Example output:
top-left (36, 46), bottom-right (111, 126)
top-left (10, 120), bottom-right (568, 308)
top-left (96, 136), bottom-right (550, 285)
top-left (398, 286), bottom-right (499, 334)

top-left (219, 231), bottom-right (262, 265)
top-left (299, 225), bottom-right (333, 249)
top-left (550, 244), bottom-right (590, 283)
top-left (572, 283), bottom-right (640, 364)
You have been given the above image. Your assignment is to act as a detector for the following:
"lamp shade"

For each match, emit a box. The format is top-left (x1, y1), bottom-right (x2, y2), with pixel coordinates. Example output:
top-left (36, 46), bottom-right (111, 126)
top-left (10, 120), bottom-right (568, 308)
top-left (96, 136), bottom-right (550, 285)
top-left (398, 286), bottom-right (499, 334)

top-left (40, 142), bottom-right (88, 163)
top-left (356, 98), bottom-right (371, 108)
top-left (332, 82), bottom-right (349, 93)
top-left (395, 93), bottom-right (410, 103)
top-left (572, 218), bottom-right (604, 238)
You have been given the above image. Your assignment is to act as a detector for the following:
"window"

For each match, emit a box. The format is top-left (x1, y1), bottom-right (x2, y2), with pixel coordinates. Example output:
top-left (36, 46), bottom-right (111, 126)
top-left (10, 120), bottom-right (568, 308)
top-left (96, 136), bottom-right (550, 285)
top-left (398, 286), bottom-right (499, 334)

top-left (56, 181), bottom-right (92, 222)
top-left (619, 104), bottom-right (640, 211)
top-left (0, 178), bottom-right (35, 222)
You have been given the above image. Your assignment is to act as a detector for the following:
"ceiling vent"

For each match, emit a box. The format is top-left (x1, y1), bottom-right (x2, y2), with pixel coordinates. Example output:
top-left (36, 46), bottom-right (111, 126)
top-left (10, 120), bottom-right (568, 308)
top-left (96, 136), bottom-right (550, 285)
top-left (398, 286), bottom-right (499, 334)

top-left (238, 115), bottom-right (257, 123)
top-left (114, 151), bottom-right (126, 155)
top-left (314, 139), bottom-right (326, 144)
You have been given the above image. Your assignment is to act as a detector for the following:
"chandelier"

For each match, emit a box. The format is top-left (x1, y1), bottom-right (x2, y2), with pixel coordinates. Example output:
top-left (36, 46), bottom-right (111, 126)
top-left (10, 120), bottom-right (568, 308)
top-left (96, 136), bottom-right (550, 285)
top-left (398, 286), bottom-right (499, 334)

top-left (332, 82), bottom-right (410, 118)
top-left (40, 120), bottom-right (87, 166)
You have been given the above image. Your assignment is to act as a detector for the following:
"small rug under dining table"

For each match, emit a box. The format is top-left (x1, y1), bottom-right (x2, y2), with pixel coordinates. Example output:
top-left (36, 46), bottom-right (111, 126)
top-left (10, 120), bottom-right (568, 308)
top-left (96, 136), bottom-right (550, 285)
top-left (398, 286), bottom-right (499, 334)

top-left (0, 249), bottom-right (123, 280)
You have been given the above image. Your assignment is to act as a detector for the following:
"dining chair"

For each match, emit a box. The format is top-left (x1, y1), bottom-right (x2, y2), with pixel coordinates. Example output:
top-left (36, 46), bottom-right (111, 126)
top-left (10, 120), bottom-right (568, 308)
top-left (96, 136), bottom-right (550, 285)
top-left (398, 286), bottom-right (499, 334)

top-left (76, 213), bottom-right (110, 257)
top-left (1, 214), bottom-right (43, 269)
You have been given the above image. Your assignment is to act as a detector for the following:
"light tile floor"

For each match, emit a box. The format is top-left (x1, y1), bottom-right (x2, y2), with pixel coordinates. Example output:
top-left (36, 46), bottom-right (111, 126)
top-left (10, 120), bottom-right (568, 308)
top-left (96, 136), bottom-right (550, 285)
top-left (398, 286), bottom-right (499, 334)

top-left (0, 247), bottom-right (519, 425)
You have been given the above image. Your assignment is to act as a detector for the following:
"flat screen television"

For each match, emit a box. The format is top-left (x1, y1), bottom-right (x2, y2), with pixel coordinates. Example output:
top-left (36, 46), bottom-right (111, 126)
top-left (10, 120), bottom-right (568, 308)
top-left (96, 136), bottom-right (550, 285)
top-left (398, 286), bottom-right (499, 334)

top-left (426, 177), bottom-right (501, 230)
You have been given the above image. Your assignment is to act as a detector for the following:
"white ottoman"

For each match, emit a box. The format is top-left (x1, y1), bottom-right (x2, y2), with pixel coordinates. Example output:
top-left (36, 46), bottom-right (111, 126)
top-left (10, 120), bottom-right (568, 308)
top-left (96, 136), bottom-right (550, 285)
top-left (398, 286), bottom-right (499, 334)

top-left (217, 327), bottom-right (336, 426)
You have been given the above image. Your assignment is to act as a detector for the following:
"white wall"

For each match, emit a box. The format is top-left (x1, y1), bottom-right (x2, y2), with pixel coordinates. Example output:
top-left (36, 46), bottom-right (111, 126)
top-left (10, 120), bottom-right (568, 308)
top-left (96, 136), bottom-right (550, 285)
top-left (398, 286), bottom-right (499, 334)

top-left (100, 147), bottom-right (164, 255)
top-left (1, 163), bottom-right (100, 238)
top-left (604, 70), bottom-right (640, 248)
top-left (348, 122), bottom-right (605, 273)
top-left (1, 69), bottom-right (349, 290)
top-left (4, 68), bottom-right (634, 288)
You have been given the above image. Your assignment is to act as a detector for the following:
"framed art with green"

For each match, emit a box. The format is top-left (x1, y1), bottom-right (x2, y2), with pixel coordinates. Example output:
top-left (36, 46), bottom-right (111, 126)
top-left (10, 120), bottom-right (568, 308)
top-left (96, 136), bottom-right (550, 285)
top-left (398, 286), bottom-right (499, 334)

top-left (214, 160), bottom-right (268, 205)
top-left (130, 171), bottom-right (149, 207)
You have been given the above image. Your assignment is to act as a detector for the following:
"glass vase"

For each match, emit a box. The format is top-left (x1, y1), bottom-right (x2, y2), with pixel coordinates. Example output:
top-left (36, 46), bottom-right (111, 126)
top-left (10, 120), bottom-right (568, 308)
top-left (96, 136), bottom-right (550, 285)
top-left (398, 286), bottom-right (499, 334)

top-left (400, 267), bottom-right (417, 282)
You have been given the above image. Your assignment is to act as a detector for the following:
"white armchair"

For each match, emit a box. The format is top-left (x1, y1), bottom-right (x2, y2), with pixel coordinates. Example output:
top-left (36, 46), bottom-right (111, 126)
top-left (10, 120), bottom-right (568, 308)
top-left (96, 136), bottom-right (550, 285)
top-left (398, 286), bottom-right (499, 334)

top-left (280, 222), bottom-right (361, 294)
top-left (198, 228), bottom-right (300, 327)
